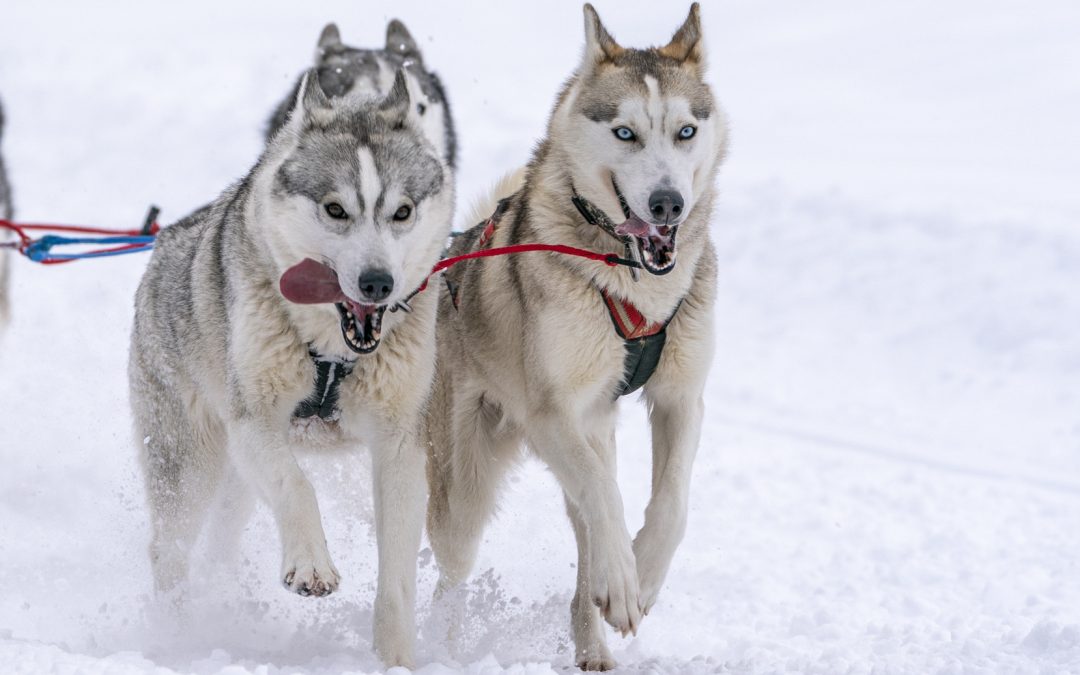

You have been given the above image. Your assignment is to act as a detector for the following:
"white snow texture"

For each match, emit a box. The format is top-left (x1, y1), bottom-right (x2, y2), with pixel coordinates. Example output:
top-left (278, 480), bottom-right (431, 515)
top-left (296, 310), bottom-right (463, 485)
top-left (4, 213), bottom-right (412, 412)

top-left (1, 1), bottom-right (1079, 673)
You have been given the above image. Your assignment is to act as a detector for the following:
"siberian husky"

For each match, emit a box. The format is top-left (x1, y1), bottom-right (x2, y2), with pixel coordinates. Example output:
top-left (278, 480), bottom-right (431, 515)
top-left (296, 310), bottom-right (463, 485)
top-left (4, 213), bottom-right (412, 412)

top-left (129, 69), bottom-right (454, 667)
top-left (424, 4), bottom-right (727, 669)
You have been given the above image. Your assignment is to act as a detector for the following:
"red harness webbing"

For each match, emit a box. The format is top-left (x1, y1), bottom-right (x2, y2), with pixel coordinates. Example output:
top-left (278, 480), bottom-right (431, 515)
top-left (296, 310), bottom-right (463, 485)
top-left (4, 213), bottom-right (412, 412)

top-left (600, 289), bottom-right (667, 340)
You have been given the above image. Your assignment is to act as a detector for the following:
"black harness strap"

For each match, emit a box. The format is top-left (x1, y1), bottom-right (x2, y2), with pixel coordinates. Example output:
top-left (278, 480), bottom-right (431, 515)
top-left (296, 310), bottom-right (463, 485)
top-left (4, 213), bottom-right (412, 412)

top-left (600, 289), bottom-right (682, 397)
top-left (619, 331), bottom-right (668, 396)
top-left (293, 350), bottom-right (355, 421)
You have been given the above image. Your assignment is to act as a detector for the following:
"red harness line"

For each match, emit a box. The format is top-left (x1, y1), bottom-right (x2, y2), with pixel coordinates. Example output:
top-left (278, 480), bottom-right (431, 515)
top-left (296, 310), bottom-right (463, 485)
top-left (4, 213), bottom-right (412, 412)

top-left (0, 218), bottom-right (162, 265)
top-left (411, 242), bottom-right (632, 294)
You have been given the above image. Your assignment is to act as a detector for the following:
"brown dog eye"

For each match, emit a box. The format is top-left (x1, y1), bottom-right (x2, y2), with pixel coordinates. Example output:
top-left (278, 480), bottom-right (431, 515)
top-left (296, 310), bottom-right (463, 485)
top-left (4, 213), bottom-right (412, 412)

top-left (393, 204), bottom-right (412, 221)
top-left (325, 202), bottom-right (347, 219)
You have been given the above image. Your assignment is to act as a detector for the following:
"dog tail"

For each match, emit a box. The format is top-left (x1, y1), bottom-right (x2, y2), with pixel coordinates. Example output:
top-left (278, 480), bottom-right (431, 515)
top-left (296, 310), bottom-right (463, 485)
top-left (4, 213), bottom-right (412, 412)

top-left (461, 167), bottom-right (525, 228)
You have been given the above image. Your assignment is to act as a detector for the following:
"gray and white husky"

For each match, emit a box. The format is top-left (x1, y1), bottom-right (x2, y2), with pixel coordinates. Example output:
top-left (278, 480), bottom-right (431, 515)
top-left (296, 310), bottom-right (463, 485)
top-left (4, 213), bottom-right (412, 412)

top-left (0, 98), bottom-right (13, 329)
top-left (266, 19), bottom-right (456, 168)
top-left (129, 69), bottom-right (454, 667)
top-left (424, 4), bottom-right (727, 670)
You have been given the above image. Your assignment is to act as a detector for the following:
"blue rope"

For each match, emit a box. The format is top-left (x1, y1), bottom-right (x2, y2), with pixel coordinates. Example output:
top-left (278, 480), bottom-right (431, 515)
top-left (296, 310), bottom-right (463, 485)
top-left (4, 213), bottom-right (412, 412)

top-left (25, 234), bottom-right (156, 262)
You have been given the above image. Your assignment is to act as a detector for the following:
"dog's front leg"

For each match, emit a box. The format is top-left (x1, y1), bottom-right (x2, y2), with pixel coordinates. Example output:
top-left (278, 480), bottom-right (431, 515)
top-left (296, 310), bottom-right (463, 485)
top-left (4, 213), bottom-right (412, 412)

top-left (227, 418), bottom-right (339, 596)
top-left (633, 392), bottom-right (704, 616)
top-left (528, 413), bottom-right (641, 637)
top-left (370, 428), bottom-right (426, 668)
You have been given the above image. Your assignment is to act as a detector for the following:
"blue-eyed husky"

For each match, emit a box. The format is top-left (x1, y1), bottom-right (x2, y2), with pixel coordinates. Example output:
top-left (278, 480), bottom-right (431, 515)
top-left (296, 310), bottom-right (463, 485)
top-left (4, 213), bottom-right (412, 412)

top-left (424, 4), bottom-right (727, 670)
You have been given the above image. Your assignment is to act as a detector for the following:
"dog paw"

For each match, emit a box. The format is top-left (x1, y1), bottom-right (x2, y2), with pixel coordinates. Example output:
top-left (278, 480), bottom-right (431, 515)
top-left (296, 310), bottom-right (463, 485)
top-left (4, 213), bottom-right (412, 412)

top-left (282, 553), bottom-right (340, 597)
top-left (577, 644), bottom-right (617, 671)
top-left (376, 645), bottom-right (415, 670)
top-left (634, 548), bottom-right (664, 618)
top-left (632, 530), bottom-right (673, 618)
top-left (374, 624), bottom-right (415, 669)
top-left (590, 544), bottom-right (642, 637)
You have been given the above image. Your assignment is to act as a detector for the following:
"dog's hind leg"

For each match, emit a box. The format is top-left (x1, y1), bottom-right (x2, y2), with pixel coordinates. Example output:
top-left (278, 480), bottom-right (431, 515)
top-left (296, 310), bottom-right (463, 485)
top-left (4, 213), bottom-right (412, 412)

top-left (428, 388), bottom-right (520, 593)
top-left (135, 378), bottom-right (225, 594)
top-left (205, 461), bottom-right (255, 566)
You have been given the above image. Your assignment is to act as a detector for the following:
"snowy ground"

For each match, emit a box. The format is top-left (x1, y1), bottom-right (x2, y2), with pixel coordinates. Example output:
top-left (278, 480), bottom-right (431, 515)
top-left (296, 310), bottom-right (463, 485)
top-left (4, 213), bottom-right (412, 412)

top-left (2, 1), bottom-right (1079, 673)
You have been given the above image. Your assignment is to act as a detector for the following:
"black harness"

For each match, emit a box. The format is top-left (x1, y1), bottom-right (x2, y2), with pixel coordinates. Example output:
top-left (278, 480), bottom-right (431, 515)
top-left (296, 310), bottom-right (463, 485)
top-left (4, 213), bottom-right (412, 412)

top-left (292, 350), bottom-right (355, 421)
top-left (598, 287), bottom-right (681, 397)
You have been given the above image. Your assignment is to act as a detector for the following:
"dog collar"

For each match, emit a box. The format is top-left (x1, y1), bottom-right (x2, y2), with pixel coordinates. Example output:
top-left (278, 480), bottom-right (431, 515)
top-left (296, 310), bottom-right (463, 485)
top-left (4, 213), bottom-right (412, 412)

top-left (293, 349), bottom-right (355, 421)
top-left (570, 184), bottom-right (640, 282)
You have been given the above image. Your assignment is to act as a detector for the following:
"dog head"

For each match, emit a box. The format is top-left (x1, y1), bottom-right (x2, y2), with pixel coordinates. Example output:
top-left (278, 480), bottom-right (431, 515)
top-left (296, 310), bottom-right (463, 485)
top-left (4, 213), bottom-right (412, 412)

top-left (312, 20), bottom-right (455, 168)
top-left (260, 69), bottom-right (453, 353)
top-left (551, 3), bottom-right (727, 275)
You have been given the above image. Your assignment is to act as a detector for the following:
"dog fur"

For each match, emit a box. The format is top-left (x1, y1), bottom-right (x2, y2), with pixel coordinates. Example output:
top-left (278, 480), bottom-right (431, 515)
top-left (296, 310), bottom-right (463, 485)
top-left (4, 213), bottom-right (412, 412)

top-left (424, 4), bottom-right (727, 670)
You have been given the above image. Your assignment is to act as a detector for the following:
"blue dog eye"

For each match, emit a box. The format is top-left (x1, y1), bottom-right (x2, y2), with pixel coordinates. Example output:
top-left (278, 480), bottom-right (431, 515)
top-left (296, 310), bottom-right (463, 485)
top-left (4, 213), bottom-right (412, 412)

top-left (613, 126), bottom-right (636, 141)
top-left (679, 125), bottom-right (696, 140)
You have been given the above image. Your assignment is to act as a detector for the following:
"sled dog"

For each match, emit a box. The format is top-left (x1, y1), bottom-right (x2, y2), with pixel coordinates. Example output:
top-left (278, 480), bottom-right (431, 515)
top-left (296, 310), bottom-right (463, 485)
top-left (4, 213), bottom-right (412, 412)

top-left (424, 4), bottom-right (727, 669)
top-left (266, 19), bottom-right (456, 168)
top-left (130, 69), bottom-right (454, 667)
top-left (0, 98), bottom-right (13, 329)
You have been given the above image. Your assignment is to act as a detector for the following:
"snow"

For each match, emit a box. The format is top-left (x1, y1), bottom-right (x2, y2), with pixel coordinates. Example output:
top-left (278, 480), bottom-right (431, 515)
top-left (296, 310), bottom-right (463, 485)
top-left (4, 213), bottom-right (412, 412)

top-left (2, 1), bottom-right (1079, 673)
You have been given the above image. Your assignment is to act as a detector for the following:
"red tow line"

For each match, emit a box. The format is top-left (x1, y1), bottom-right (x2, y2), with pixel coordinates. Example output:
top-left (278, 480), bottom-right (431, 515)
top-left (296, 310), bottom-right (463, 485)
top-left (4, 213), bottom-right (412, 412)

top-left (411, 242), bottom-right (638, 295)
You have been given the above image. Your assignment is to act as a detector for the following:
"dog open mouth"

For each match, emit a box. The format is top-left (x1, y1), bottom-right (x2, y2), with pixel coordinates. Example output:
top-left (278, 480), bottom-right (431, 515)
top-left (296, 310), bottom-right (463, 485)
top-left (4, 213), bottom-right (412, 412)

top-left (612, 179), bottom-right (678, 276)
top-left (279, 258), bottom-right (387, 354)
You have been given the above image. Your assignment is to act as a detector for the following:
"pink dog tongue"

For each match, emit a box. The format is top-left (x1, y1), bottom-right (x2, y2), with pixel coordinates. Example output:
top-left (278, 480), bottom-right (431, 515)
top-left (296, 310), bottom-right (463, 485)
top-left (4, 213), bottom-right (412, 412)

top-left (615, 215), bottom-right (674, 246)
top-left (279, 258), bottom-right (347, 304)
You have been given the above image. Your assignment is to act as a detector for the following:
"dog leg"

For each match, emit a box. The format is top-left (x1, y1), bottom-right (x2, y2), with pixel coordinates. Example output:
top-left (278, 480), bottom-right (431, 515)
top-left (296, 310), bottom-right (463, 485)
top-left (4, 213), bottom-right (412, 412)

top-left (205, 461), bottom-right (255, 566)
top-left (633, 393), bottom-right (704, 616)
top-left (370, 430), bottom-right (426, 668)
top-left (565, 495), bottom-right (617, 671)
top-left (527, 413), bottom-right (641, 637)
top-left (136, 377), bottom-right (224, 594)
top-left (145, 447), bottom-right (220, 594)
top-left (227, 419), bottom-right (339, 597)
top-left (429, 391), bottom-right (520, 592)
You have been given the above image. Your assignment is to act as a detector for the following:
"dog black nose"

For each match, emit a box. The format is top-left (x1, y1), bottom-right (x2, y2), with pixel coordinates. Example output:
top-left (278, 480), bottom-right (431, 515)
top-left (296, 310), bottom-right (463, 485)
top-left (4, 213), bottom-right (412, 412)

top-left (358, 269), bottom-right (394, 303)
top-left (648, 189), bottom-right (684, 223)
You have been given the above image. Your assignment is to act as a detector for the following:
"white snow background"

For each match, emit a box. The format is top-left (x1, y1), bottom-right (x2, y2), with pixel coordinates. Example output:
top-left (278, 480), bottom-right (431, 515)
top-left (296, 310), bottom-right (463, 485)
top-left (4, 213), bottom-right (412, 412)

top-left (2, 1), bottom-right (1079, 673)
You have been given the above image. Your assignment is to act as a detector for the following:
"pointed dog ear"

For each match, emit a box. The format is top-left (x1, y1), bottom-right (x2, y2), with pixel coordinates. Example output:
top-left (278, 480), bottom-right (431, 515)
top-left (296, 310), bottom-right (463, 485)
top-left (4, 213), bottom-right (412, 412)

top-left (659, 3), bottom-right (704, 71)
top-left (377, 69), bottom-right (418, 129)
top-left (581, 4), bottom-right (623, 73)
top-left (386, 19), bottom-right (423, 63)
top-left (286, 69), bottom-right (332, 132)
top-left (317, 23), bottom-right (341, 52)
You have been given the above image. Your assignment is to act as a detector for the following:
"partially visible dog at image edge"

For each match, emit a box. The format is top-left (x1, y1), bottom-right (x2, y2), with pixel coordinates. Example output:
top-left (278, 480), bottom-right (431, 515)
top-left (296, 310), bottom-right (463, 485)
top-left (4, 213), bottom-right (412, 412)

top-left (0, 98), bottom-right (14, 329)
top-left (424, 3), bottom-right (727, 670)
top-left (128, 66), bottom-right (454, 667)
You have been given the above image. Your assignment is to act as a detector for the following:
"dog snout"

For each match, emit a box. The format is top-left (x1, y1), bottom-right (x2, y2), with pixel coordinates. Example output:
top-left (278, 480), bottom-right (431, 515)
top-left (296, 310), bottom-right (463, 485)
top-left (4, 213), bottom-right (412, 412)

top-left (648, 189), bottom-right (684, 224)
top-left (357, 269), bottom-right (395, 303)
